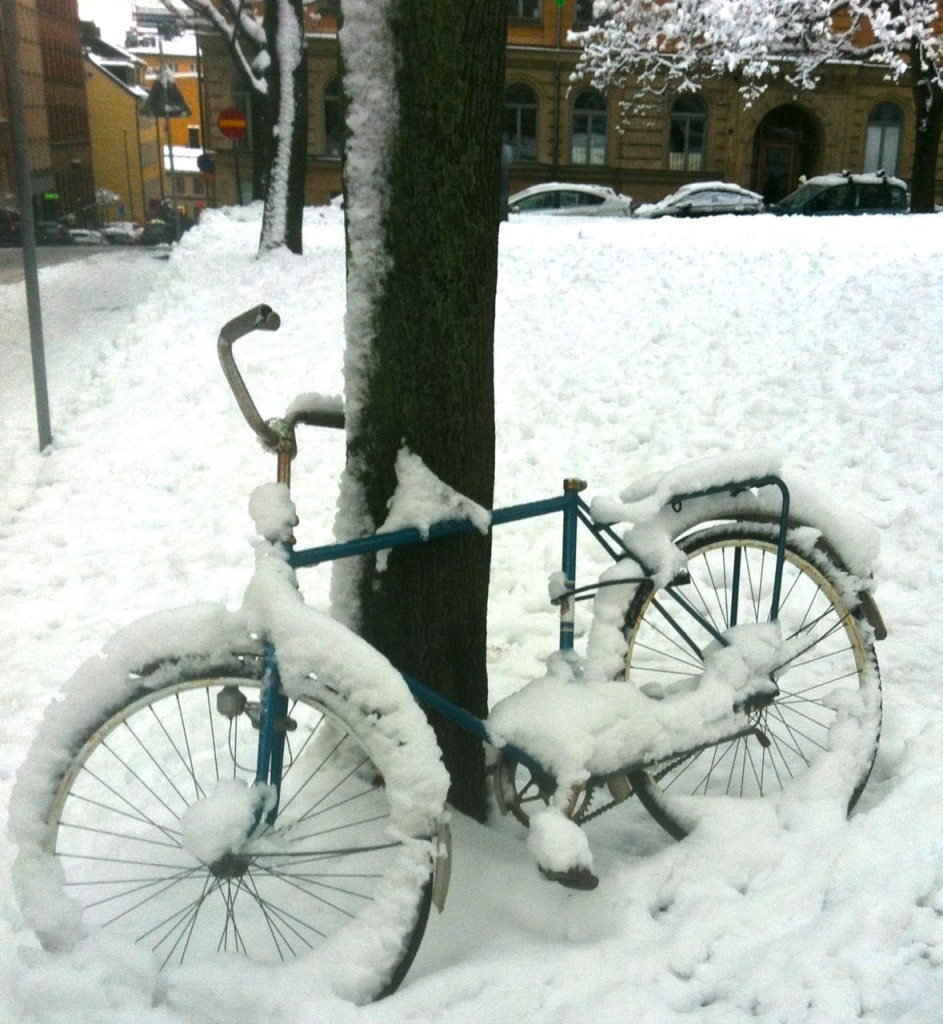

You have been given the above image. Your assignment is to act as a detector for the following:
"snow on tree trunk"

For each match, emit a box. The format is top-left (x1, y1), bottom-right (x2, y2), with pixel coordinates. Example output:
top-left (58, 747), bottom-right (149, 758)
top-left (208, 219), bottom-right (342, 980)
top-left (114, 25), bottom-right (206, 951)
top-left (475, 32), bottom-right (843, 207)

top-left (259, 0), bottom-right (306, 253)
top-left (334, 0), bottom-right (507, 820)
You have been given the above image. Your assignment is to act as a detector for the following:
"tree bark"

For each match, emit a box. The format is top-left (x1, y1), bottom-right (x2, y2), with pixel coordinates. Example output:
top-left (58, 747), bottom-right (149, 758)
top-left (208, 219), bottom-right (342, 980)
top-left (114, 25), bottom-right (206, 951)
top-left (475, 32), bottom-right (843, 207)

top-left (258, 0), bottom-right (307, 253)
top-left (342, 0), bottom-right (507, 821)
top-left (909, 39), bottom-right (943, 214)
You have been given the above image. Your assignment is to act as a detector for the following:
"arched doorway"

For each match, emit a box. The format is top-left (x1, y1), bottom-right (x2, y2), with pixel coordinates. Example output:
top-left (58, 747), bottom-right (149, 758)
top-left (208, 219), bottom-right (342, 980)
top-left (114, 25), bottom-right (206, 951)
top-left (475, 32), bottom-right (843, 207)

top-left (752, 106), bottom-right (821, 203)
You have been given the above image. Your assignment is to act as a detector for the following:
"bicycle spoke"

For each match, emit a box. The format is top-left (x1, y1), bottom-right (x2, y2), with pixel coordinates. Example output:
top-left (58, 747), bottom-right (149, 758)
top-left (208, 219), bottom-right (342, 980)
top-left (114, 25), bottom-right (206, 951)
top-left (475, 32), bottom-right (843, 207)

top-left (627, 526), bottom-right (880, 838)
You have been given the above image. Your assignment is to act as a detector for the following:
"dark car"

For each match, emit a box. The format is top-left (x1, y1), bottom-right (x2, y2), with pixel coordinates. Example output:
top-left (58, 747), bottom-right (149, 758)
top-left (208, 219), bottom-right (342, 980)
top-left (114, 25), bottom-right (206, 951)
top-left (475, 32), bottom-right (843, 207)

top-left (634, 181), bottom-right (765, 219)
top-left (141, 214), bottom-right (196, 245)
top-left (0, 208), bottom-right (22, 246)
top-left (141, 218), bottom-right (176, 245)
top-left (771, 172), bottom-right (908, 216)
top-left (36, 220), bottom-right (73, 245)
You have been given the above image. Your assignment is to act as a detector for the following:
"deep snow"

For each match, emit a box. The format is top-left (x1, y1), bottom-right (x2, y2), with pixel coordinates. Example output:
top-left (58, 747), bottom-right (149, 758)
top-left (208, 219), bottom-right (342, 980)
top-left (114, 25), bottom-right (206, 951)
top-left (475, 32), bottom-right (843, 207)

top-left (2, 204), bottom-right (943, 1022)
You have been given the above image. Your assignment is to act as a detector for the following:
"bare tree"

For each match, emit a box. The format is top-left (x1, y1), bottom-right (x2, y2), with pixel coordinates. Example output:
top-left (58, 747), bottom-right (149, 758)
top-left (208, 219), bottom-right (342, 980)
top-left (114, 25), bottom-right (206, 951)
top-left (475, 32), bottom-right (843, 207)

top-left (576, 0), bottom-right (943, 210)
top-left (169, 0), bottom-right (309, 251)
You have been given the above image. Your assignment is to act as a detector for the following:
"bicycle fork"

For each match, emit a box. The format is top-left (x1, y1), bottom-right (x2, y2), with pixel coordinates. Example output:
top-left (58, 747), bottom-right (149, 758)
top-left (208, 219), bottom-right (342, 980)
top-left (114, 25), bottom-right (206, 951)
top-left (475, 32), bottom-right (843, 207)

top-left (250, 643), bottom-right (291, 829)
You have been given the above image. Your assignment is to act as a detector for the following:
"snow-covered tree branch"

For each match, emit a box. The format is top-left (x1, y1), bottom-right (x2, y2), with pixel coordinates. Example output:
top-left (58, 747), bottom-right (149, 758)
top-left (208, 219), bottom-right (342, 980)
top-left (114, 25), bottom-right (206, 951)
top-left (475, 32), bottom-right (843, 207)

top-left (575, 0), bottom-right (943, 210)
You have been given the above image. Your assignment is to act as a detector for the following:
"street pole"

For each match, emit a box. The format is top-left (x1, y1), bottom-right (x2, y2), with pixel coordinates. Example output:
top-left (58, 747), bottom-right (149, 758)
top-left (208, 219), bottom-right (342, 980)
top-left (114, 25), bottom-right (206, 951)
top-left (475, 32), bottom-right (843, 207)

top-left (158, 36), bottom-right (182, 239)
top-left (1, 0), bottom-right (53, 451)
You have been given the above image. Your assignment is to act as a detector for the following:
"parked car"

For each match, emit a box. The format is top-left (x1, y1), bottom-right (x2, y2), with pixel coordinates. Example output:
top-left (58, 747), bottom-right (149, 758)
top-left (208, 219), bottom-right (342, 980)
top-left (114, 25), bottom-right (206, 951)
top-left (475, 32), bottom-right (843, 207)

top-left (36, 221), bottom-right (73, 245)
top-left (508, 182), bottom-right (635, 217)
top-left (101, 222), bottom-right (142, 245)
top-left (68, 228), bottom-right (104, 245)
top-left (770, 172), bottom-right (908, 216)
top-left (0, 208), bottom-right (22, 246)
top-left (634, 181), bottom-right (766, 219)
top-left (141, 218), bottom-right (177, 245)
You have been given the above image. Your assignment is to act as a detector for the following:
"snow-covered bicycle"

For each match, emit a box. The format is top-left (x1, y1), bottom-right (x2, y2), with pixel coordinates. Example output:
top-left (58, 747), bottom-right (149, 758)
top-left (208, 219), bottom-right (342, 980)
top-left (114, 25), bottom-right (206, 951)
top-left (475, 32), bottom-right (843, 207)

top-left (10, 305), bottom-right (885, 1002)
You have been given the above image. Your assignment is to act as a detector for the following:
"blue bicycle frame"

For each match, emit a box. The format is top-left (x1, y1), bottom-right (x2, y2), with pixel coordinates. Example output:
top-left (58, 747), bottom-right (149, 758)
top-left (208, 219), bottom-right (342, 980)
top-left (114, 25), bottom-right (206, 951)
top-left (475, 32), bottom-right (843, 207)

top-left (252, 473), bottom-right (792, 807)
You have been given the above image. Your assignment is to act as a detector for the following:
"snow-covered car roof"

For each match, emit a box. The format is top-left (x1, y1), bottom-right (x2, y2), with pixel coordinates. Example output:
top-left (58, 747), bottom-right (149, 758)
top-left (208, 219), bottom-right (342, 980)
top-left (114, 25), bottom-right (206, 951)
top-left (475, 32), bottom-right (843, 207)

top-left (634, 181), bottom-right (765, 219)
top-left (798, 171), bottom-right (907, 189)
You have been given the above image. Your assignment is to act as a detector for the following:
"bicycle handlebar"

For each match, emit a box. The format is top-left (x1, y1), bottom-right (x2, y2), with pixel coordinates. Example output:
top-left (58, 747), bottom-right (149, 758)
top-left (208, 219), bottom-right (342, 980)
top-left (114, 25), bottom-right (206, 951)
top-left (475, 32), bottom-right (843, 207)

top-left (218, 304), bottom-right (345, 453)
top-left (218, 305), bottom-right (283, 450)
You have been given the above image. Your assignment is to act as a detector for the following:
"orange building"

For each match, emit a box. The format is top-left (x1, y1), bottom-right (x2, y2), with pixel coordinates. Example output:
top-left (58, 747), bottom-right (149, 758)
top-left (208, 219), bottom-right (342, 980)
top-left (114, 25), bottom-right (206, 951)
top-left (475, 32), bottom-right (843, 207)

top-left (127, 32), bottom-right (203, 151)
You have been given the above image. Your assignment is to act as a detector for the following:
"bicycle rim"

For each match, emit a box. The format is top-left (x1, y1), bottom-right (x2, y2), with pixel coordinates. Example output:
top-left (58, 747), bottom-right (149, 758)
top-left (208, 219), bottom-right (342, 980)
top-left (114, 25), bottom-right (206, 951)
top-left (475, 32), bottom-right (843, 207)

top-left (45, 669), bottom-right (433, 978)
top-left (624, 523), bottom-right (882, 838)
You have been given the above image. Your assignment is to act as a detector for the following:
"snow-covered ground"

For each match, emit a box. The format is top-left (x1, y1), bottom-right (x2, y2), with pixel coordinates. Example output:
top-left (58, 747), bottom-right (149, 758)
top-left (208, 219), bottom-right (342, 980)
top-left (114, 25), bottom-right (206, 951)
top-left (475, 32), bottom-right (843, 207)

top-left (2, 204), bottom-right (943, 1023)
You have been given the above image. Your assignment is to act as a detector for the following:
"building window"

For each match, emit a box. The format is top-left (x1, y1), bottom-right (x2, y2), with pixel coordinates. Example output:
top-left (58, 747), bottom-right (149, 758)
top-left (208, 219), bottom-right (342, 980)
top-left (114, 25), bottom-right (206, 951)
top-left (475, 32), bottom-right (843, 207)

top-left (508, 0), bottom-right (540, 20)
top-left (504, 84), bottom-right (538, 161)
top-left (573, 0), bottom-right (595, 26)
top-left (324, 77), bottom-right (344, 157)
top-left (188, 126), bottom-right (200, 148)
top-left (669, 93), bottom-right (706, 171)
top-left (864, 102), bottom-right (903, 177)
top-left (571, 89), bottom-right (607, 166)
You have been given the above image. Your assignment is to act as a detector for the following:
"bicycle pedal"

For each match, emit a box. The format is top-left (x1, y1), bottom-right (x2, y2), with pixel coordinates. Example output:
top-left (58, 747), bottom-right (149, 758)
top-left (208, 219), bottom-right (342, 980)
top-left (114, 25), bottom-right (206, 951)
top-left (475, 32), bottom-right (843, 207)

top-left (538, 865), bottom-right (599, 891)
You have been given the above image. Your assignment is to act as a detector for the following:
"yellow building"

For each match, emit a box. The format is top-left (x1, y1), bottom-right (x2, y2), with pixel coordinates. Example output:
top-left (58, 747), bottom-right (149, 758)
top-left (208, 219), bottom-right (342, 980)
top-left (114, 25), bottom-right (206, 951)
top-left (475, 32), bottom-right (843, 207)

top-left (82, 38), bottom-right (162, 226)
top-left (198, 0), bottom-right (942, 210)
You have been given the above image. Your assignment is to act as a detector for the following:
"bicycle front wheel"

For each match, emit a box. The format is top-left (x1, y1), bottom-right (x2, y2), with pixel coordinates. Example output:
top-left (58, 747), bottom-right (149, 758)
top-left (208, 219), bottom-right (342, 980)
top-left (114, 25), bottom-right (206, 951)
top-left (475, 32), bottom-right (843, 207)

top-left (623, 521), bottom-right (882, 839)
top-left (15, 653), bottom-right (436, 1001)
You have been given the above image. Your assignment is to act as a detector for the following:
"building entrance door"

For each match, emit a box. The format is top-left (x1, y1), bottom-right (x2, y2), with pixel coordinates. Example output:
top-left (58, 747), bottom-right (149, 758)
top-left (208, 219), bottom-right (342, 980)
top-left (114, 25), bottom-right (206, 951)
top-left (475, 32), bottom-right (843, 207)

top-left (752, 105), bottom-right (821, 203)
top-left (756, 142), bottom-right (797, 204)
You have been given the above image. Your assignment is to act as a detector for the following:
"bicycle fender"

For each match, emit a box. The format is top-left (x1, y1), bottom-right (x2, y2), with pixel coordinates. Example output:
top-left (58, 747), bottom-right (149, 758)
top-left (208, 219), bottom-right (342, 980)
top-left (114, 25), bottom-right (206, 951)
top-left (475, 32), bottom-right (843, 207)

top-left (432, 818), bottom-right (452, 912)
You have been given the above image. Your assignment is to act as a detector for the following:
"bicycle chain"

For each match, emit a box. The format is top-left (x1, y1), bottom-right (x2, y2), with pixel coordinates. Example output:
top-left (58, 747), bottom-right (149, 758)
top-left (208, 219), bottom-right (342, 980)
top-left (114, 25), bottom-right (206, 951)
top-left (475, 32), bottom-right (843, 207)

top-left (573, 756), bottom-right (690, 824)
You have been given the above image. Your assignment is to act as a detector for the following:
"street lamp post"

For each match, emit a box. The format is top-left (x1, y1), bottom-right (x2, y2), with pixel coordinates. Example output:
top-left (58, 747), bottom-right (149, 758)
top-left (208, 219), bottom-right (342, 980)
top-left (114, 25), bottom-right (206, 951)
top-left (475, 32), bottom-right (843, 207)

top-left (1, 0), bottom-right (53, 451)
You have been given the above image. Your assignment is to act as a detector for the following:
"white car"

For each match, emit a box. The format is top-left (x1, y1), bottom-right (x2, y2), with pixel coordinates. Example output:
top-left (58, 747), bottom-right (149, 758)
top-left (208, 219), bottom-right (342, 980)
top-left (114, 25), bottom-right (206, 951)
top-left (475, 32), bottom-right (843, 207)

top-left (634, 181), bottom-right (765, 219)
top-left (508, 182), bottom-right (634, 217)
top-left (68, 228), bottom-right (104, 245)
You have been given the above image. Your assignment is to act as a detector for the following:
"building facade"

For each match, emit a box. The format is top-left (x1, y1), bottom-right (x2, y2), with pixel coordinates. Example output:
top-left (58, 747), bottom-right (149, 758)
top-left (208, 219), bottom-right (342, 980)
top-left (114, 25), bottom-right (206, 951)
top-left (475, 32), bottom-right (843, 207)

top-left (197, 0), bottom-right (941, 212)
top-left (0, 0), bottom-right (59, 217)
top-left (35, 0), bottom-right (93, 221)
top-left (82, 33), bottom-right (162, 225)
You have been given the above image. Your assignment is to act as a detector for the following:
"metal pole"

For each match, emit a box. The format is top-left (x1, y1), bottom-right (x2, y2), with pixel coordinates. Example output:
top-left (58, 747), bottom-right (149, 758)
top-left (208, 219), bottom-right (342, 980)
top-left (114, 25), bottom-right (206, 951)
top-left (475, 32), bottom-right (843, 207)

top-left (1, 0), bottom-right (53, 450)
top-left (158, 36), bottom-right (181, 239)
top-left (234, 144), bottom-right (243, 205)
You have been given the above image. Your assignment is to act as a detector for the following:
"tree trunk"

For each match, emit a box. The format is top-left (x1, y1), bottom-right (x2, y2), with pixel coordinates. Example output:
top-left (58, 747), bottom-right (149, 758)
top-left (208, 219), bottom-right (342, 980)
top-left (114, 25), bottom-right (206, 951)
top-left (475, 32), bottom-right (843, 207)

top-left (909, 39), bottom-right (943, 213)
top-left (259, 0), bottom-right (307, 252)
top-left (341, 0), bottom-right (507, 821)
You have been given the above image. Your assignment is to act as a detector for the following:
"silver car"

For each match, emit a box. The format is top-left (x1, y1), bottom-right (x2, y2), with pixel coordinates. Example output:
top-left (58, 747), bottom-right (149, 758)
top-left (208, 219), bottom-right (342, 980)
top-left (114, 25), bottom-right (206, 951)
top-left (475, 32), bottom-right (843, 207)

top-left (634, 181), bottom-right (766, 219)
top-left (508, 182), bottom-right (635, 217)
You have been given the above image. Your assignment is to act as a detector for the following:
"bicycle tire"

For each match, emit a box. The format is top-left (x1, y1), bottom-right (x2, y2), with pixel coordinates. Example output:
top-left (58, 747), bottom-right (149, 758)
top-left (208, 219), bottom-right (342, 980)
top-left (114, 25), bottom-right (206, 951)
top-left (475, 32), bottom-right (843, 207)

top-left (623, 520), bottom-right (882, 839)
top-left (12, 649), bottom-right (437, 1001)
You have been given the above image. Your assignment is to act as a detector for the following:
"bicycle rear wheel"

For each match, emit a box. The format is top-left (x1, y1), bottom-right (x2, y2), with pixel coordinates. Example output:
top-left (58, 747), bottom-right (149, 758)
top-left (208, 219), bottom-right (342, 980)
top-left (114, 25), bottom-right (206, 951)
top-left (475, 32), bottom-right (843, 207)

top-left (623, 521), bottom-right (882, 839)
top-left (14, 652), bottom-right (437, 1001)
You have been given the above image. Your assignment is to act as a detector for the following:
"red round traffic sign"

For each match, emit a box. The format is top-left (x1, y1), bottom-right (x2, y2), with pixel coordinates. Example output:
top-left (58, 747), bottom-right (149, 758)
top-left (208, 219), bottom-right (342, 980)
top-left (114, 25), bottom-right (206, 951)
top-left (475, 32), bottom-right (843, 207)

top-left (218, 107), bottom-right (248, 140)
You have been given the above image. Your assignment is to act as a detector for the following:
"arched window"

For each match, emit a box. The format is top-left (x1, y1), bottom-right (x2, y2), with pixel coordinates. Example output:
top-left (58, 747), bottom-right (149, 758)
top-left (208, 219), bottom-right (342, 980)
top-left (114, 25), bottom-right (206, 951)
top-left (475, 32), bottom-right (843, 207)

top-left (324, 77), bottom-right (344, 158)
top-left (504, 84), bottom-right (538, 161)
top-left (864, 102), bottom-right (903, 176)
top-left (669, 94), bottom-right (706, 171)
top-left (571, 89), bottom-right (607, 166)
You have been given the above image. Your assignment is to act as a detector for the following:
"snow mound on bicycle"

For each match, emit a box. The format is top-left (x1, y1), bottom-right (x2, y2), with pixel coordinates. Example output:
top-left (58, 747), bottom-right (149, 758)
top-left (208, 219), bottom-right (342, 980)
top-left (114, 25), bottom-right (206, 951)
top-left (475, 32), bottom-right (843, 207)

top-left (487, 623), bottom-right (785, 794)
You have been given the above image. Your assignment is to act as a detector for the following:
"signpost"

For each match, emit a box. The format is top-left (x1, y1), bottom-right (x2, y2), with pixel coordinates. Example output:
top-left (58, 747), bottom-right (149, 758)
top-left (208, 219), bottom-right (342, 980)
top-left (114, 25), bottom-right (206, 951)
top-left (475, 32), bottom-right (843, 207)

top-left (141, 61), bottom-right (192, 242)
top-left (2, 0), bottom-right (52, 450)
top-left (217, 108), bottom-right (248, 140)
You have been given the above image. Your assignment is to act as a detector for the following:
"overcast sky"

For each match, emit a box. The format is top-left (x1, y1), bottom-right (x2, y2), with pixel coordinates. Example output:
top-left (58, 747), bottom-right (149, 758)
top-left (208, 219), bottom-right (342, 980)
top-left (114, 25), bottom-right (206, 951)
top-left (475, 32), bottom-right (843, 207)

top-left (78, 0), bottom-right (135, 46)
